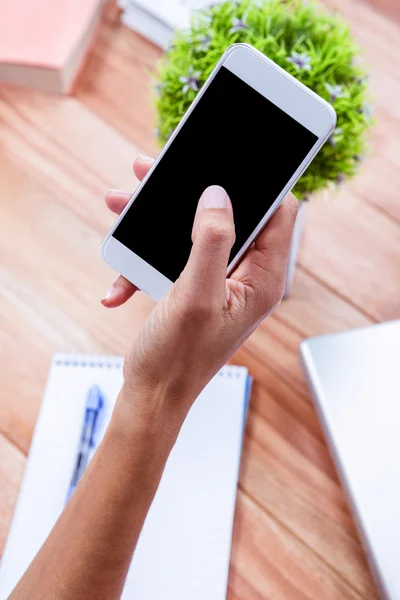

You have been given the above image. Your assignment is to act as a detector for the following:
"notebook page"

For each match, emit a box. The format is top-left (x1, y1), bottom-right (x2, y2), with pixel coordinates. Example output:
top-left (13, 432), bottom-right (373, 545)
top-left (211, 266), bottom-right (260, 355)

top-left (0, 354), bottom-right (124, 599)
top-left (124, 365), bottom-right (248, 600)
top-left (0, 355), bottom-right (248, 600)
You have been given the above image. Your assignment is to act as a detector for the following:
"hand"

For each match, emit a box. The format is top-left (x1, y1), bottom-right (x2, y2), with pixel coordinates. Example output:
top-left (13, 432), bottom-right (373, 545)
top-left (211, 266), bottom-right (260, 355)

top-left (104, 157), bottom-right (298, 431)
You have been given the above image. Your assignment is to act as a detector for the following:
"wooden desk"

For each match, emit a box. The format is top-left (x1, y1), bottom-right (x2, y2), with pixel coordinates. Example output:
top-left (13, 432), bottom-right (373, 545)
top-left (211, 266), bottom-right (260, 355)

top-left (1, 2), bottom-right (399, 598)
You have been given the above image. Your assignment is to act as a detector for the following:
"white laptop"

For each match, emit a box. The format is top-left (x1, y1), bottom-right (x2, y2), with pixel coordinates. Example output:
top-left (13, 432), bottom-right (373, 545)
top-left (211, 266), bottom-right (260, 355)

top-left (300, 321), bottom-right (400, 600)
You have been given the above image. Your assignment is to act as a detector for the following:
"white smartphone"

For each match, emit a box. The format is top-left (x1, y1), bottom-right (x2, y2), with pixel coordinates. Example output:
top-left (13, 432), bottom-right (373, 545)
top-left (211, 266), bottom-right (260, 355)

top-left (102, 43), bottom-right (336, 301)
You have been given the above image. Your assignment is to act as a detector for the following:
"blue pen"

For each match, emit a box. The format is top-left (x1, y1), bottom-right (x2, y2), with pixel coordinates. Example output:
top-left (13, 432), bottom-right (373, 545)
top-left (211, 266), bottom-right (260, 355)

top-left (66, 385), bottom-right (105, 503)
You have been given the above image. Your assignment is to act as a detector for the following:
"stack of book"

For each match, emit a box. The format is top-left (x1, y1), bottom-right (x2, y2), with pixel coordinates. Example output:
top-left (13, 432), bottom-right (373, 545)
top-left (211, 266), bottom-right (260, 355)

top-left (119, 0), bottom-right (220, 48)
top-left (0, 0), bottom-right (106, 94)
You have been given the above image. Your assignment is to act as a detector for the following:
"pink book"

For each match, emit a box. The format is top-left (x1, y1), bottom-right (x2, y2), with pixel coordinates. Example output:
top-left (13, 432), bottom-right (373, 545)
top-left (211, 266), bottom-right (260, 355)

top-left (0, 0), bottom-right (106, 94)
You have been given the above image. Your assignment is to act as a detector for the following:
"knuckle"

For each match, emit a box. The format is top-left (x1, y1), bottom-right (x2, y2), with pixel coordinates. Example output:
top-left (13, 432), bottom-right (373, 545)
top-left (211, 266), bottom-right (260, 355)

top-left (182, 303), bottom-right (215, 328)
top-left (200, 221), bottom-right (235, 249)
top-left (179, 294), bottom-right (215, 325)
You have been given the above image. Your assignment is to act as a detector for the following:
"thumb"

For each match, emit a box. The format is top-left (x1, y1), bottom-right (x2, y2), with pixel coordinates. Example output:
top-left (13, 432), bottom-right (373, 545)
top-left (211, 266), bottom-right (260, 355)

top-left (179, 185), bottom-right (235, 305)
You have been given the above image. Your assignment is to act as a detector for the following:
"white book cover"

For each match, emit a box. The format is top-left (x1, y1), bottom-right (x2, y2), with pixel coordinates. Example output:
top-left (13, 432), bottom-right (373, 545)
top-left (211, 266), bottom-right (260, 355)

top-left (0, 354), bottom-right (250, 600)
top-left (119, 0), bottom-right (221, 47)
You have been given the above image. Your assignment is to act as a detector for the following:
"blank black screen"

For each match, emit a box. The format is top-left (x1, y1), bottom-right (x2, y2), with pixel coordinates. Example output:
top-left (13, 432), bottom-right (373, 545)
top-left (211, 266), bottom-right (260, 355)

top-left (113, 67), bottom-right (317, 282)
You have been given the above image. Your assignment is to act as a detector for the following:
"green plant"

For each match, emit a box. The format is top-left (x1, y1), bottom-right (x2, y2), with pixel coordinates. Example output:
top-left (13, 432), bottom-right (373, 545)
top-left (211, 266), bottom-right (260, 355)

top-left (154, 0), bottom-right (372, 199)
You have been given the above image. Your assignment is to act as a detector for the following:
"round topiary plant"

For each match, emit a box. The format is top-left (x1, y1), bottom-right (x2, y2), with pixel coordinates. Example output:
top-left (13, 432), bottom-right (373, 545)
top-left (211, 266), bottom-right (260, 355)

top-left (154, 0), bottom-right (372, 200)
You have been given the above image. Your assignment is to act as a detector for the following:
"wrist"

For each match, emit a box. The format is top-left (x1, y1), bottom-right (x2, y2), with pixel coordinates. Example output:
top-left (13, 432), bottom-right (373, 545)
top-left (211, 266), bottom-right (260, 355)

top-left (110, 378), bottom-right (187, 449)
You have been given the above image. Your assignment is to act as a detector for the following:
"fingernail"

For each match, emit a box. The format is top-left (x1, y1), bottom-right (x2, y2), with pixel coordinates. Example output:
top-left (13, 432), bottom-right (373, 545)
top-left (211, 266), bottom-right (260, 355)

top-left (201, 185), bottom-right (227, 209)
top-left (139, 155), bottom-right (154, 163)
top-left (102, 286), bottom-right (115, 301)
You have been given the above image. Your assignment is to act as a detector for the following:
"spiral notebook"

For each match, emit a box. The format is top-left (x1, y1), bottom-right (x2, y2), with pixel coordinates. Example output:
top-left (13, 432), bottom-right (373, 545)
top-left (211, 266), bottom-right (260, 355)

top-left (0, 354), bottom-right (251, 600)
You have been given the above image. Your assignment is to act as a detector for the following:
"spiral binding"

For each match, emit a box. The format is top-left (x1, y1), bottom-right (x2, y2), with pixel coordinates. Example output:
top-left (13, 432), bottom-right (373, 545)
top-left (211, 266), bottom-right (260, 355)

top-left (53, 354), bottom-right (245, 378)
top-left (53, 353), bottom-right (123, 369)
top-left (216, 365), bottom-right (246, 378)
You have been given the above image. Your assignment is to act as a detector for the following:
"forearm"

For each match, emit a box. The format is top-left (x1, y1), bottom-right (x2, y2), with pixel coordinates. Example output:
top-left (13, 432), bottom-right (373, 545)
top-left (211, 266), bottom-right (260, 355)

top-left (10, 384), bottom-right (182, 600)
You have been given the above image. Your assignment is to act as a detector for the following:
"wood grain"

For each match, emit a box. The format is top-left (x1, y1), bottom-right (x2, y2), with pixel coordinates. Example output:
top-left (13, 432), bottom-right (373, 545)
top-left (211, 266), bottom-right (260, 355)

top-left (0, 436), bottom-right (25, 555)
top-left (241, 412), bottom-right (378, 598)
top-left (1, 0), bottom-right (400, 597)
top-left (229, 491), bottom-right (368, 600)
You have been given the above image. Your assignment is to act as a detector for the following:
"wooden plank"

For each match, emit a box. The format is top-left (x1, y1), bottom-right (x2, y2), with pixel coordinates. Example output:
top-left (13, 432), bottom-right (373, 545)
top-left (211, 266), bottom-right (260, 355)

top-left (246, 375), bottom-right (336, 480)
top-left (0, 90), bottom-right (141, 224)
top-left (240, 413), bottom-right (378, 598)
top-left (230, 491), bottom-right (370, 600)
top-left (363, 0), bottom-right (400, 23)
top-left (354, 116), bottom-right (400, 223)
top-left (276, 267), bottom-right (371, 335)
top-left (75, 1), bottom-right (160, 157)
top-left (245, 288), bottom-right (370, 401)
top-left (299, 191), bottom-right (400, 322)
top-left (0, 436), bottom-right (25, 555)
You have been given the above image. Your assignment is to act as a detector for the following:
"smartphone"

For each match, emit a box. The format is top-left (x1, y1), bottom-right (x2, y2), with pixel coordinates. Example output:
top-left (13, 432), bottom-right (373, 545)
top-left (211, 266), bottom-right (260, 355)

top-left (102, 43), bottom-right (336, 301)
